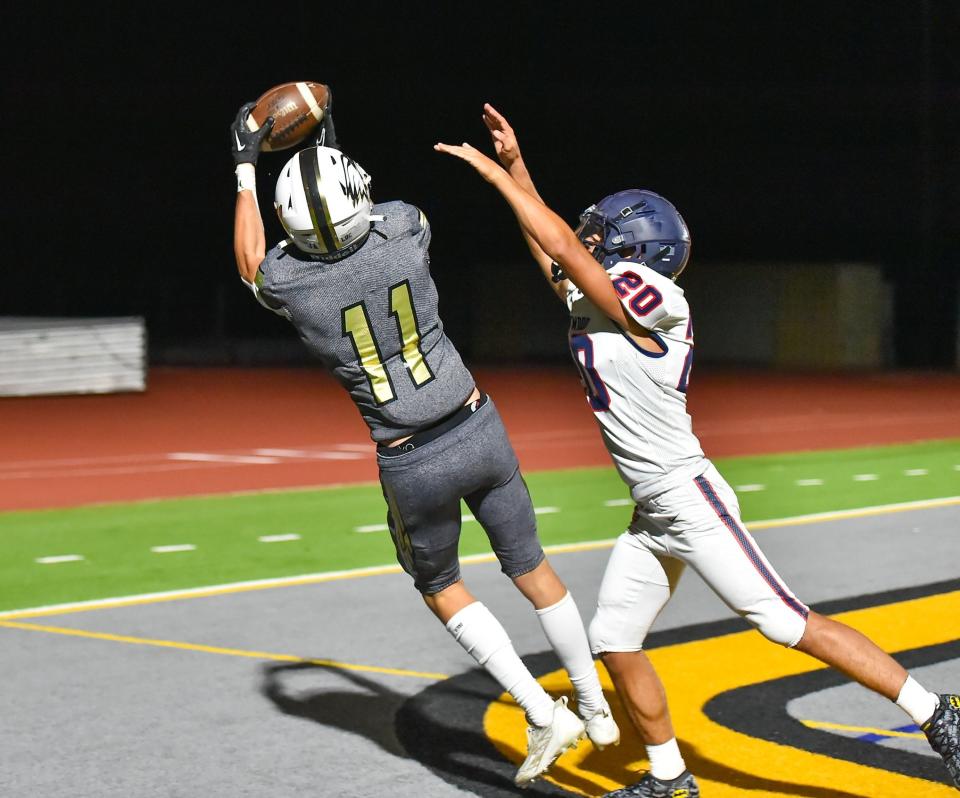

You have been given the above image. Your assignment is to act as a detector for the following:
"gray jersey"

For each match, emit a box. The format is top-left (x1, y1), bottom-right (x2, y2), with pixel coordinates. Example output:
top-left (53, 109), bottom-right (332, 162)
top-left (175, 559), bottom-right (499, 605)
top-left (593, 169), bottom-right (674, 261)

top-left (255, 201), bottom-right (476, 442)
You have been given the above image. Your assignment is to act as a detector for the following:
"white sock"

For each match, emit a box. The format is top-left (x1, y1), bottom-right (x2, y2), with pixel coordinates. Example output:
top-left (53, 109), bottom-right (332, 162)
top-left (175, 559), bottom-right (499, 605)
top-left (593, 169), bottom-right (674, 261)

top-left (446, 601), bottom-right (554, 727)
top-left (647, 738), bottom-right (686, 781)
top-left (896, 675), bottom-right (939, 726)
top-left (535, 591), bottom-right (606, 718)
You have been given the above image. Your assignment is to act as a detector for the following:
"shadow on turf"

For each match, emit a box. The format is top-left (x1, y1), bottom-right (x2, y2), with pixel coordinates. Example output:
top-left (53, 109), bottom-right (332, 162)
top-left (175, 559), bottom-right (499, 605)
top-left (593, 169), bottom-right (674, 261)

top-left (260, 661), bottom-right (410, 758)
top-left (260, 655), bottom-right (881, 798)
top-left (396, 650), bottom-right (879, 798)
top-left (259, 659), bottom-right (569, 797)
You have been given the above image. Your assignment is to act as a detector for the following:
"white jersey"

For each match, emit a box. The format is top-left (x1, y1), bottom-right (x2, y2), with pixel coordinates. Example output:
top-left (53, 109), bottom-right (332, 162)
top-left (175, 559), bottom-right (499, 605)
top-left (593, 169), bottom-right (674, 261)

top-left (565, 260), bottom-right (707, 501)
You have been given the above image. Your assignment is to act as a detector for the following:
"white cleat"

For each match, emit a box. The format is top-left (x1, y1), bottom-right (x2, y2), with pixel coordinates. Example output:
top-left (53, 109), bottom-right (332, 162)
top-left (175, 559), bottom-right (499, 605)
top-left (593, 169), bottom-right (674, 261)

top-left (514, 696), bottom-right (586, 787)
top-left (583, 704), bottom-right (620, 750)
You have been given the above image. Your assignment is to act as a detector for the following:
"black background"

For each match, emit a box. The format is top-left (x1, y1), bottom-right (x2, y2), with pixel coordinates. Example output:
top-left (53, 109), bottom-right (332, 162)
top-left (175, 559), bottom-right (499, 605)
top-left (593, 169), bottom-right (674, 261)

top-left (4, 2), bottom-right (957, 366)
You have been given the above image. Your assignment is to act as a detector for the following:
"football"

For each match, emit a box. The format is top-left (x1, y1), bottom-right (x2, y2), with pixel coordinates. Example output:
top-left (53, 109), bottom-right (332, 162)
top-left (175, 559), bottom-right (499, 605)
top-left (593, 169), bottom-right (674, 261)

top-left (246, 81), bottom-right (330, 152)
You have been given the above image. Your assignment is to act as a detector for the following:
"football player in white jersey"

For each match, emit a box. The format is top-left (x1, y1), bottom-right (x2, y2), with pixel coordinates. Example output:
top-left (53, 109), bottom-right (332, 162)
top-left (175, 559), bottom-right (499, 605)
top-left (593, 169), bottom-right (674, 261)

top-left (435, 105), bottom-right (960, 797)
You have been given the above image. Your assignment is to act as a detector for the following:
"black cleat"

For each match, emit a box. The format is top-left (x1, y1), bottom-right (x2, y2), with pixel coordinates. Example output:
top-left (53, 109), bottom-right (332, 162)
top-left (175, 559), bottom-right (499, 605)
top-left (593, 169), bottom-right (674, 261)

top-left (601, 769), bottom-right (699, 798)
top-left (923, 694), bottom-right (960, 790)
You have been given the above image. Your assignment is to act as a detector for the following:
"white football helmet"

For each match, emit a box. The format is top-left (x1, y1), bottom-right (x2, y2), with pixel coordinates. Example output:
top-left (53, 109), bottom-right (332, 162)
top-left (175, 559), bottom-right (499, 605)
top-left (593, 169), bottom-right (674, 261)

top-left (274, 145), bottom-right (373, 257)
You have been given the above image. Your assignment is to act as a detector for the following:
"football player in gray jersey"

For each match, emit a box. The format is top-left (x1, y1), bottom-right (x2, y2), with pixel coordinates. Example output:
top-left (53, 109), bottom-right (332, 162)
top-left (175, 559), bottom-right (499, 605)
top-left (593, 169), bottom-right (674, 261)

top-left (437, 106), bottom-right (960, 797)
top-left (229, 101), bottom-right (620, 785)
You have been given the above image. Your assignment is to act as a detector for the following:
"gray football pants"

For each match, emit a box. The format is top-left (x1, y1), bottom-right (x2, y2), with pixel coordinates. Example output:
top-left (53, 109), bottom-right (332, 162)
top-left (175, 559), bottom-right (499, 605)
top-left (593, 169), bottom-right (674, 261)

top-left (377, 397), bottom-right (544, 594)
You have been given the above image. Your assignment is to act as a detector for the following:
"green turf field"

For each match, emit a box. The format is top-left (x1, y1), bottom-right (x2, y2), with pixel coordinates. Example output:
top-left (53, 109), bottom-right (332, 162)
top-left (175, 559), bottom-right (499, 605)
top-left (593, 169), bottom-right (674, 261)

top-left (1, 439), bottom-right (957, 612)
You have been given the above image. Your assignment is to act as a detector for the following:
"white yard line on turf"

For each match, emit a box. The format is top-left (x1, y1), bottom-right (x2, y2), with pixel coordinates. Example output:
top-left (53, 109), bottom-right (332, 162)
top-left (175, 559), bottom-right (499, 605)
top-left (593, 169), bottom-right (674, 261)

top-left (2, 496), bottom-right (957, 621)
top-left (354, 506), bottom-right (560, 533)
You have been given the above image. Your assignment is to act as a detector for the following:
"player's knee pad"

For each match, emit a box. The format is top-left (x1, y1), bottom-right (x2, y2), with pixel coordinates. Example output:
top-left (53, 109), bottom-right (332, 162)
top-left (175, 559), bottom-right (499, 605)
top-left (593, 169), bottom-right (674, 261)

top-left (747, 598), bottom-right (808, 648)
top-left (588, 582), bottom-right (671, 655)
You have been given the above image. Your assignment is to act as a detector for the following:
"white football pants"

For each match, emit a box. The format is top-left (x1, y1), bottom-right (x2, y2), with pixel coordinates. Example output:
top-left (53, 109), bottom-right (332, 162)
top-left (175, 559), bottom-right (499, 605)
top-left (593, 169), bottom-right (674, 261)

top-left (589, 462), bottom-right (809, 653)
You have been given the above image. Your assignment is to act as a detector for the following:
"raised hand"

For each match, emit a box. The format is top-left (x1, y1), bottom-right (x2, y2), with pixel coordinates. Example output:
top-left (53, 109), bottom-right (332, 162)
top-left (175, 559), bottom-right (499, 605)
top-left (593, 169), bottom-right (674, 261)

top-left (482, 103), bottom-right (522, 169)
top-left (314, 87), bottom-right (339, 150)
top-left (434, 141), bottom-right (505, 183)
top-left (230, 102), bottom-right (274, 166)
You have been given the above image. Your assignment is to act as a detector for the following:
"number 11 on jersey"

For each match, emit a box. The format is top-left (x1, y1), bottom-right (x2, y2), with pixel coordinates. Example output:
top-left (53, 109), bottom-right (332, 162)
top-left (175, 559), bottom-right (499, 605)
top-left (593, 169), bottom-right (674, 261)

top-left (342, 280), bottom-right (434, 405)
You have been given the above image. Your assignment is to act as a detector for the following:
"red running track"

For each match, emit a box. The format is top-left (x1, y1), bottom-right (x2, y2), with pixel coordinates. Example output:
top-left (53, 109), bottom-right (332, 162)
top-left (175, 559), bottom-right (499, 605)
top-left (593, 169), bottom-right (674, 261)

top-left (1, 367), bottom-right (958, 511)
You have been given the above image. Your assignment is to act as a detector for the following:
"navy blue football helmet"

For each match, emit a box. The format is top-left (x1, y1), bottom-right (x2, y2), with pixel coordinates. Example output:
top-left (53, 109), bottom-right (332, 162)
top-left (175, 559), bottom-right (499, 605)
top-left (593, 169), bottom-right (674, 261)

top-left (574, 189), bottom-right (691, 280)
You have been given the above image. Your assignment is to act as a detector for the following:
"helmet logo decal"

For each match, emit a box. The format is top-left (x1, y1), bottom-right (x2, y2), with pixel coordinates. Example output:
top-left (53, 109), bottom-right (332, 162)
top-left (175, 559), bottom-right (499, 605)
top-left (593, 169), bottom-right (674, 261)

top-left (338, 155), bottom-right (371, 207)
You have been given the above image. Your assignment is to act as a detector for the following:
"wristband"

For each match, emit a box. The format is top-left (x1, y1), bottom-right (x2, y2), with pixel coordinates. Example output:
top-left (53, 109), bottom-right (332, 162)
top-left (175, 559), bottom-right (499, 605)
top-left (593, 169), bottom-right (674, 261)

top-left (235, 163), bottom-right (257, 193)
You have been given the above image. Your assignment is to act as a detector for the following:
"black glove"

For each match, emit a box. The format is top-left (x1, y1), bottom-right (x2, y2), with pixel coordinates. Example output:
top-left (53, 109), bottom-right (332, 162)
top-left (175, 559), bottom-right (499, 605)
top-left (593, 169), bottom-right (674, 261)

top-left (313, 88), bottom-right (339, 150)
top-left (230, 102), bottom-right (274, 166)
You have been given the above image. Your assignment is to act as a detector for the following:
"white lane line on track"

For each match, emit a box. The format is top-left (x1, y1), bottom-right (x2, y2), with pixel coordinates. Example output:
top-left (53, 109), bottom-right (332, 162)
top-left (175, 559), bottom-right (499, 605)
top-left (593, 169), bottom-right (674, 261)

top-left (258, 534), bottom-right (301, 543)
top-left (0, 445), bottom-right (376, 483)
top-left (0, 453), bottom-right (178, 469)
top-left (854, 474), bottom-right (879, 481)
top-left (0, 445), bottom-right (375, 471)
top-left (35, 555), bottom-right (84, 564)
top-left (253, 448), bottom-right (366, 460)
top-left (150, 545), bottom-right (196, 554)
top-left (168, 453), bottom-right (282, 465)
top-left (0, 462), bottom-right (243, 481)
top-left (4, 496), bottom-right (957, 621)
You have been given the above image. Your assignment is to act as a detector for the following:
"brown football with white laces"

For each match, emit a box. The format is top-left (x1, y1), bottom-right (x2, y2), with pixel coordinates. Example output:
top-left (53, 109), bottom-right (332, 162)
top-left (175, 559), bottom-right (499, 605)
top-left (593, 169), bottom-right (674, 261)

top-left (246, 81), bottom-right (330, 152)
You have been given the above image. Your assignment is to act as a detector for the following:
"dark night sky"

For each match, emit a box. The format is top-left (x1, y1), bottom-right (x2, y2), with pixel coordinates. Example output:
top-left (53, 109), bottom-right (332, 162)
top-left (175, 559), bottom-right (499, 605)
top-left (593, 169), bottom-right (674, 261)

top-left (4, 2), bottom-right (958, 366)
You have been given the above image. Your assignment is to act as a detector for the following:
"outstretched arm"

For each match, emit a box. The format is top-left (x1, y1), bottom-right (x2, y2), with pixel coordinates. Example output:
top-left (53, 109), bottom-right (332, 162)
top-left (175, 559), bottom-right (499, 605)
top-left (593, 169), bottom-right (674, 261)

top-left (234, 192), bottom-right (264, 284)
top-left (230, 102), bottom-right (274, 283)
top-left (435, 141), bottom-right (636, 331)
top-left (482, 104), bottom-right (566, 298)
